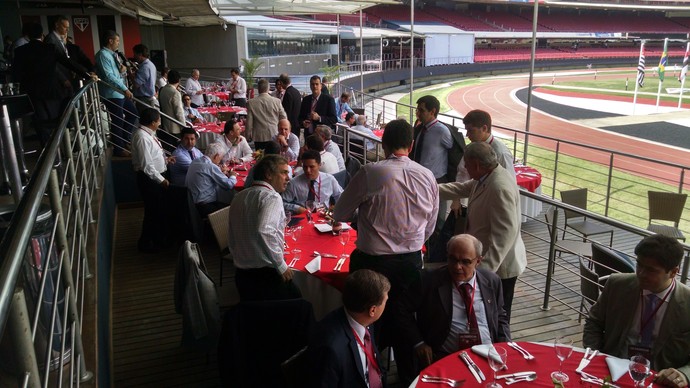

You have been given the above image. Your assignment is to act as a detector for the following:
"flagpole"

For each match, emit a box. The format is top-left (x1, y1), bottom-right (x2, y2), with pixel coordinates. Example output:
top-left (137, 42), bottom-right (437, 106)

top-left (678, 41), bottom-right (689, 109)
top-left (633, 40), bottom-right (645, 115)
top-left (656, 38), bottom-right (669, 113)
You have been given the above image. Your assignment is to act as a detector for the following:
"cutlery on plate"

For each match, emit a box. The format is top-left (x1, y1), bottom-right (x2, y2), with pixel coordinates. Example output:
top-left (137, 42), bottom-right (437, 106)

top-left (575, 347), bottom-right (598, 373)
top-left (459, 351), bottom-right (485, 382)
top-left (507, 342), bottom-right (535, 360)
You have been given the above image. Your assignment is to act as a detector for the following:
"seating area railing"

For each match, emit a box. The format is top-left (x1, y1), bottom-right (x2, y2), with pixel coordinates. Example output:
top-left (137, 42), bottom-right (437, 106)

top-left (0, 80), bottom-right (105, 387)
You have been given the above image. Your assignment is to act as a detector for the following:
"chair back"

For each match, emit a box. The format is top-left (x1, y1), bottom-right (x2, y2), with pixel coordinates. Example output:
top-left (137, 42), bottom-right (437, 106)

top-left (216, 111), bottom-right (236, 123)
top-left (579, 257), bottom-right (600, 304)
top-left (208, 206), bottom-right (231, 254)
top-left (648, 191), bottom-right (687, 226)
top-left (560, 188), bottom-right (588, 220)
top-left (345, 156), bottom-right (362, 177)
top-left (590, 242), bottom-right (635, 278)
top-left (281, 347), bottom-right (309, 388)
top-left (333, 169), bottom-right (350, 189)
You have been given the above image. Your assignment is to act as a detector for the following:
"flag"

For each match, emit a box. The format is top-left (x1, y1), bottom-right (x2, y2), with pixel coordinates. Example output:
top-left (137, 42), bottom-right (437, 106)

top-left (658, 38), bottom-right (668, 82)
top-left (637, 41), bottom-right (646, 87)
top-left (680, 42), bottom-right (689, 83)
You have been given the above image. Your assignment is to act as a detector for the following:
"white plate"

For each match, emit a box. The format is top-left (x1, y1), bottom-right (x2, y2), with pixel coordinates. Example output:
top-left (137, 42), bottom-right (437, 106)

top-left (314, 223), bottom-right (352, 233)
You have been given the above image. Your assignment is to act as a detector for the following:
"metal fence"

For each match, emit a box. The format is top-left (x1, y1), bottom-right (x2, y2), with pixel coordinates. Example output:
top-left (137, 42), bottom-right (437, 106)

top-left (0, 80), bottom-right (105, 387)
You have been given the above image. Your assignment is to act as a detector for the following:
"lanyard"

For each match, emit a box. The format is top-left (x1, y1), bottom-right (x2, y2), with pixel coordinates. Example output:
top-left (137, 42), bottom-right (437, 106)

top-left (426, 119), bottom-right (438, 129)
top-left (454, 277), bottom-right (477, 325)
top-left (145, 128), bottom-right (162, 149)
top-left (487, 135), bottom-right (494, 145)
top-left (350, 328), bottom-right (380, 373)
top-left (639, 280), bottom-right (675, 335)
top-left (391, 152), bottom-right (408, 158)
top-left (308, 176), bottom-right (322, 202)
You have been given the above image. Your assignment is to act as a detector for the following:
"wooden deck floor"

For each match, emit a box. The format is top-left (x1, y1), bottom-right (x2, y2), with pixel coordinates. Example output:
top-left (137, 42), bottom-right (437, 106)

top-left (110, 205), bottom-right (644, 387)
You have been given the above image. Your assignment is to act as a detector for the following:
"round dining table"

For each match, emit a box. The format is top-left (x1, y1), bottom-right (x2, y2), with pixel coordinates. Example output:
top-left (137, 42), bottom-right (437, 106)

top-left (412, 342), bottom-right (661, 387)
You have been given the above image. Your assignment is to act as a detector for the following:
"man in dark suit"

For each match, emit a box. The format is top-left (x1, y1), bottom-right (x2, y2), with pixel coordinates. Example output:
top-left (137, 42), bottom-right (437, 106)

top-left (299, 75), bottom-right (337, 138)
top-left (396, 234), bottom-right (511, 383)
top-left (277, 73), bottom-right (302, 138)
top-left (44, 16), bottom-right (76, 97)
top-left (308, 269), bottom-right (390, 388)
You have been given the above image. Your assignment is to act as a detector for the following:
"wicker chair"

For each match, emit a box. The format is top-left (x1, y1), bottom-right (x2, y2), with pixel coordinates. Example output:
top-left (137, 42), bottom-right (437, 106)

top-left (560, 188), bottom-right (614, 246)
top-left (647, 191), bottom-right (687, 242)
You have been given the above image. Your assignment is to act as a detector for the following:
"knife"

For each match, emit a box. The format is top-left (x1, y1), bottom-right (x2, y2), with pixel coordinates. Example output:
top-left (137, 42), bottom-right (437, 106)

top-left (459, 352), bottom-right (482, 383)
top-left (460, 351), bottom-right (486, 381)
top-left (496, 371), bottom-right (536, 380)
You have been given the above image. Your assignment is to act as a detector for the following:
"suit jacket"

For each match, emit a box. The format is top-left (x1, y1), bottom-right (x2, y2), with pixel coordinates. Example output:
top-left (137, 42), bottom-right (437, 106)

top-left (246, 92), bottom-right (287, 142)
top-left (583, 274), bottom-right (690, 376)
top-left (396, 267), bottom-right (510, 355)
top-left (308, 308), bottom-right (386, 388)
top-left (282, 85), bottom-right (302, 135)
top-left (299, 93), bottom-right (337, 136)
top-left (159, 83), bottom-right (186, 134)
top-left (439, 164), bottom-right (527, 279)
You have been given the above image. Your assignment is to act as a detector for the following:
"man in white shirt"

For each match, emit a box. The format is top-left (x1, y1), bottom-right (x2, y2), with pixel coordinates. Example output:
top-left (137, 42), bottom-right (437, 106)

top-left (131, 108), bottom-right (176, 253)
top-left (456, 109), bottom-right (515, 183)
top-left (229, 68), bottom-right (247, 107)
top-left (228, 154), bottom-right (301, 301)
top-left (282, 150), bottom-right (343, 214)
top-left (305, 134), bottom-right (339, 174)
top-left (185, 69), bottom-right (204, 107)
top-left (315, 125), bottom-right (345, 171)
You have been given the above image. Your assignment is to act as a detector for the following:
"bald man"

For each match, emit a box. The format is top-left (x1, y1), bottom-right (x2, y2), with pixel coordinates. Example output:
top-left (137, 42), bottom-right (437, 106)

top-left (274, 118), bottom-right (300, 162)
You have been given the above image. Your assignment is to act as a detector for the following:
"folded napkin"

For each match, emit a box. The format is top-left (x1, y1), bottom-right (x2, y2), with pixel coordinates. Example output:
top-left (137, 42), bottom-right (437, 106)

top-left (305, 255), bottom-right (321, 274)
top-left (471, 344), bottom-right (503, 364)
top-left (606, 356), bottom-right (629, 382)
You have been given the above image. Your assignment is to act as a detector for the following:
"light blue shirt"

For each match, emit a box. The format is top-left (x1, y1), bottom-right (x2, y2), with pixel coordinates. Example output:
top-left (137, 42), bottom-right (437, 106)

top-left (170, 145), bottom-right (203, 187)
top-left (184, 106), bottom-right (204, 123)
top-left (416, 119), bottom-right (453, 179)
top-left (336, 100), bottom-right (354, 123)
top-left (95, 47), bottom-right (128, 99)
top-left (185, 156), bottom-right (237, 204)
top-left (441, 273), bottom-right (492, 354)
top-left (282, 171), bottom-right (343, 212)
top-left (134, 58), bottom-right (157, 98)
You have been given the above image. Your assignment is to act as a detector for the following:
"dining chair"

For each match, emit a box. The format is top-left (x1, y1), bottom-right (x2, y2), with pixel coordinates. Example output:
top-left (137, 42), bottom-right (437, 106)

top-left (281, 346), bottom-right (309, 388)
top-left (578, 256), bottom-right (600, 323)
top-left (215, 111), bottom-right (235, 123)
top-left (647, 191), bottom-right (687, 242)
top-left (208, 205), bottom-right (232, 286)
top-left (544, 206), bottom-right (592, 260)
top-left (560, 188), bottom-right (614, 246)
top-left (590, 242), bottom-right (636, 280)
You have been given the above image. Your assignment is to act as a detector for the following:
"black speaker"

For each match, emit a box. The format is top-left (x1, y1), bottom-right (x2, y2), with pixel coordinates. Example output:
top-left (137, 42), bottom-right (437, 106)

top-left (150, 49), bottom-right (167, 71)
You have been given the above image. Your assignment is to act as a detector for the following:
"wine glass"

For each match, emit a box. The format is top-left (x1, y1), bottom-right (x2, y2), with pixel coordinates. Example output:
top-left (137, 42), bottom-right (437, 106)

top-left (629, 355), bottom-right (651, 388)
top-left (284, 210), bottom-right (292, 230)
top-left (305, 200), bottom-right (315, 224)
top-left (338, 229), bottom-right (350, 259)
top-left (486, 346), bottom-right (508, 388)
top-left (291, 226), bottom-right (302, 254)
top-left (551, 336), bottom-right (574, 383)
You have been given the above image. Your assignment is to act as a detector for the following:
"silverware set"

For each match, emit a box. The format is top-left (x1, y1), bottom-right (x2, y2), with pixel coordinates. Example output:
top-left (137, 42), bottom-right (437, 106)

top-left (459, 351), bottom-right (485, 383)
top-left (507, 342), bottom-right (535, 360)
top-left (579, 370), bottom-right (621, 388)
top-left (313, 251), bottom-right (337, 258)
top-left (420, 375), bottom-right (464, 387)
top-left (575, 347), bottom-right (598, 373)
top-left (333, 257), bottom-right (346, 272)
top-left (288, 258), bottom-right (299, 267)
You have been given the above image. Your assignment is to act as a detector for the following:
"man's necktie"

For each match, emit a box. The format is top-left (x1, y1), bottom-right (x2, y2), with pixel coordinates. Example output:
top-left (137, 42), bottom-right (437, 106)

top-left (189, 150), bottom-right (195, 160)
top-left (310, 96), bottom-right (318, 112)
top-left (307, 180), bottom-right (316, 201)
top-left (413, 127), bottom-right (426, 163)
top-left (459, 283), bottom-right (478, 331)
top-left (640, 293), bottom-right (660, 346)
top-left (363, 330), bottom-right (382, 388)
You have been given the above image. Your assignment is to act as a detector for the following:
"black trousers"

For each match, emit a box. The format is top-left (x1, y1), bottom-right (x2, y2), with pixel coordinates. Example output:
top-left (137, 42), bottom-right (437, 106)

top-left (501, 276), bottom-right (518, 323)
top-left (136, 171), bottom-right (167, 249)
top-left (232, 98), bottom-right (247, 108)
top-left (235, 267), bottom-right (302, 302)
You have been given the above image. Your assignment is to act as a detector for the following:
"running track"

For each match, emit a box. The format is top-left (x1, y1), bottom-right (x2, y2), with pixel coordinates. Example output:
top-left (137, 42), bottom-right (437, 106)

top-left (446, 72), bottom-right (690, 187)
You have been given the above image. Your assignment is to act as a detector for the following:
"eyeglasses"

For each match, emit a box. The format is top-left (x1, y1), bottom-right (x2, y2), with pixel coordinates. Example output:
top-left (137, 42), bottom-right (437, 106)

top-left (449, 256), bottom-right (479, 267)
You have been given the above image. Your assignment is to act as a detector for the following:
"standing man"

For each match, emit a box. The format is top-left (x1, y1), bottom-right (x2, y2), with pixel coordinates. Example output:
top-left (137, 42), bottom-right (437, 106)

top-left (278, 73), bottom-right (302, 138)
top-left (158, 70), bottom-right (187, 139)
top-left (227, 154), bottom-right (301, 301)
top-left (43, 16), bottom-right (74, 94)
top-left (95, 30), bottom-right (137, 157)
top-left (274, 119), bottom-right (300, 162)
top-left (246, 78), bottom-right (287, 151)
top-left (438, 142), bottom-right (526, 321)
top-left (169, 127), bottom-right (203, 187)
top-left (282, 150), bottom-right (343, 214)
top-left (185, 69), bottom-right (204, 107)
top-left (132, 43), bottom-right (158, 112)
top-left (299, 75), bottom-right (337, 138)
top-left (335, 92), bottom-right (355, 123)
top-left (131, 108), bottom-right (176, 253)
top-left (584, 234), bottom-right (690, 388)
top-left (229, 68), bottom-right (248, 107)
top-left (396, 234), bottom-right (510, 381)
top-left (456, 109), bottom-right (515, 183)
top-left (185, 142), bottom-right (238, 217)
top-left (333, 119), bottom-right (438, 376)
top-left (307, 269), bottom-right (390, 388)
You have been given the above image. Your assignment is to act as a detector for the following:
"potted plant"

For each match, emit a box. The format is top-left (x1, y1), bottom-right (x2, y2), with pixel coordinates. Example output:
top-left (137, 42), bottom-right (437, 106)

top-left (240, 57), bottom-right (264, 99)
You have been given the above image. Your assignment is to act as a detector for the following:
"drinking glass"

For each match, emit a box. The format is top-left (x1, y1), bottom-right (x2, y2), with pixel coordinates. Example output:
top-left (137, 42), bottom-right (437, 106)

top-left (284, 211), bottom-right (292, 230)
top-left (338, 229), bottom-right (350, 259)
top-left (629, 355), bottom-right (651, 388)
top-left (551, 336), bottom-right (573, 383)
top-left (486, 346), bottom-right (508, 388)
top-left (305, 200), bottom-right (315, 224)
top-left (291, 226), bottom-right (302, 254)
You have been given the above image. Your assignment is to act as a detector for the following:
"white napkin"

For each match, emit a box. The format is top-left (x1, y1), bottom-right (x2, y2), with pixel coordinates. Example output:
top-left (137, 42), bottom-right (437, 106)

top-left (305, 255), bottom-right (321, 273)
top-left (606, 356), bottom-right (629, 382)
top-left (314, 223), bottom-right (353, 233)
top-left (471, 344), bottom-right (503, 364)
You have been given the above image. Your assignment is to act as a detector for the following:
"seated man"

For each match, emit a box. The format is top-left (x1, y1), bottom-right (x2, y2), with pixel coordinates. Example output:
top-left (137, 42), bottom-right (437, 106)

top-left (282, 150), bottom-right (342, 214)
top-left (584, 234), bottom-right (690, 388)
top-left (215, 118), bottom-right (253, 164)
top-left (169, 127), bottom-right (203, 187)
top-left (307, 269), bottom-right (390, 388)
top-left (245, 141), bottom-right (293, 188)
top-left (304, 134), bottom-right (339, 174)
top-left (274, 118), bottom-right (299, 162)
top-left (335, 92), bottom-right (355, 123)
top-left (185, 142), bottom-right (238, 217)
top-left (315, 125), bottom-right (345, 171)
top-left (396, 234), bottom-right (510, 380)
top-left (182, 94), bottom-right (205, 125)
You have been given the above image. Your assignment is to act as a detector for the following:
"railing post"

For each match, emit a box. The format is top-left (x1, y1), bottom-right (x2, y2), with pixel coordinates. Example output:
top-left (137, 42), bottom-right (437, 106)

top-left (1, 105), bottom-right (24, 203)
top-left (604, 153), bottom-right (615, 217)
top-left (542, 208), bottom-right (558, 311)
top-left (47, 170), bottom-right (93, 383)
top-left (70, 108), bottom-right (96, 225)
top-left (679, 168), bottom-right (686, 194)
top-left (8, 288), bottom-right (41, 388)
top-left (552, 142), bottom-right (560, 198)
top-left (80, 90), bottom-right (100, 190)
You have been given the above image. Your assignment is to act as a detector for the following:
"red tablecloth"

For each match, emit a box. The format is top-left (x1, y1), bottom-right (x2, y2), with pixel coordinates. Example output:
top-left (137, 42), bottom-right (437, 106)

top-left (515, 165), bottom-right (542, 193)
top-left (197, 106), bottom-right (246, 115)
top-left (416, 342), bottom-right (660, 387)
top-left (195, 122), bottom-right (225, 134)
top-left (207, 91), bottom-right (230, 101)
top-left (372, 129), bottom-right (384, 138)
top-left (285, 216), bottom-right (354, 290)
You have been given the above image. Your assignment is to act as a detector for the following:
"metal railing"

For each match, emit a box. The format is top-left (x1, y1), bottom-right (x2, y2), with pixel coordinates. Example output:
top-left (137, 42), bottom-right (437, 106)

top-left (0, 80), bottom-right (105, 387)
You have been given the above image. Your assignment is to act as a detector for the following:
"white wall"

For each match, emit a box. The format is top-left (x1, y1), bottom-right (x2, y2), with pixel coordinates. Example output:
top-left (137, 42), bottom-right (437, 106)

top-left (425, 33), bottom-right (474, 65)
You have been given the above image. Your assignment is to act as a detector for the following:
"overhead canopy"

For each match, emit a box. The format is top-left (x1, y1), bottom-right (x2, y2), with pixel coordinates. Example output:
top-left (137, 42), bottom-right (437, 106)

top-left (210, 0), bottom-right (396, 18)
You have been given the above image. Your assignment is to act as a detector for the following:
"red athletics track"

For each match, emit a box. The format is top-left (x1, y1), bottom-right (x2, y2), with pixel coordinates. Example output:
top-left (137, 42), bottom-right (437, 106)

top-left (446, 70), bottom-right (690, 187)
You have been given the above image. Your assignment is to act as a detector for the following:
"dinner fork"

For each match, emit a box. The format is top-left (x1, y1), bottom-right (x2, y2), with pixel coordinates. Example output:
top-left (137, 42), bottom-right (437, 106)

top-left (420, 375), bottom-right (464, 387)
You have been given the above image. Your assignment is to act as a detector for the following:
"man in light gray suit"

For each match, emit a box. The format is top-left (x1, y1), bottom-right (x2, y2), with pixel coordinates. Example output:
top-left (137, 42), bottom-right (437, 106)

top-left (246, 78), bottom-right (287, 151)
top-left (438, 141), bottom-right (526, 321)
top-left (584, 234), bottom-right (690, 388)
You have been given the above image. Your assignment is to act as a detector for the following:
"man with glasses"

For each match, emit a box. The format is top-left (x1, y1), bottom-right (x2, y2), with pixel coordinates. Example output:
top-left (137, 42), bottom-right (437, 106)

top-left (396, 234), bottom-right (510, 382)
top-left (584, 234), bottom-right (690, 388)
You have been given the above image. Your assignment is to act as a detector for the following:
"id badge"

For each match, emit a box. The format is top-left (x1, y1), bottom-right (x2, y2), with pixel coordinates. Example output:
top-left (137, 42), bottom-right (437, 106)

top-left (628, 344), bottom-right (653, 361)
top-left (458, 331), bottom-right (481, 350)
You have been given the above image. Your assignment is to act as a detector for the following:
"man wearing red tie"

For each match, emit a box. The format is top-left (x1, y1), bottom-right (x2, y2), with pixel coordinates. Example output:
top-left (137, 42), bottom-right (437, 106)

top-left (396, 234), bottom-right (510, 383)
top-left (299, 75), bottom-right (337, 137)
top-left (308, 269), bottom-right (390, 388)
